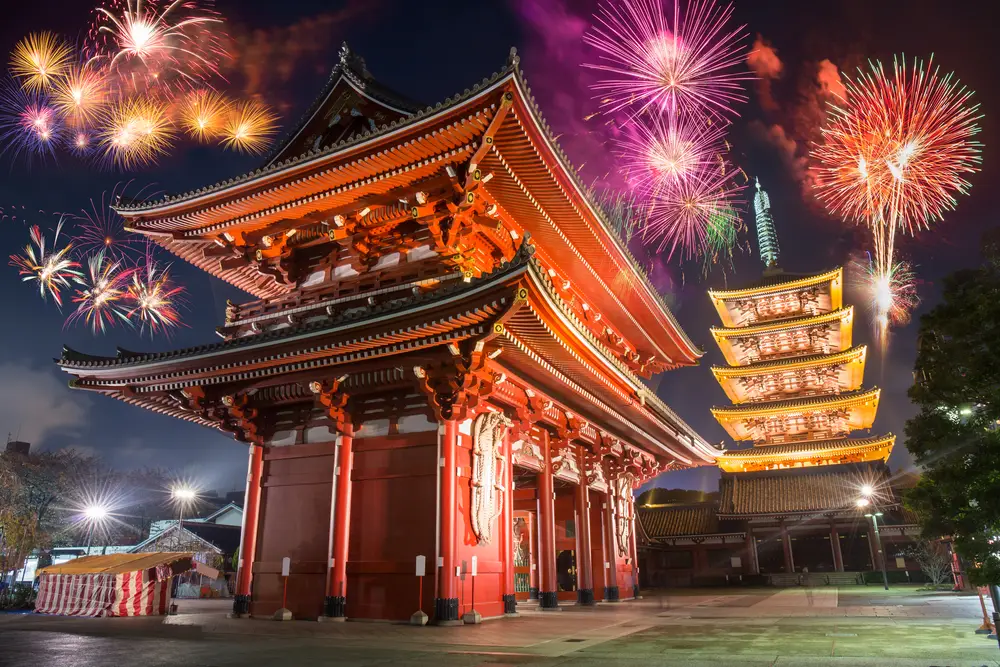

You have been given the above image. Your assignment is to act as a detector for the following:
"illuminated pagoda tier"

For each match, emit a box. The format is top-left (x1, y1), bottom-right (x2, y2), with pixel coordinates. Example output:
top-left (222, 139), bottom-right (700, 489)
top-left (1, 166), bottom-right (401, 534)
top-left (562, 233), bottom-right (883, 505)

top-left (637, 181), bottom-right (919, 587)
top-left (57, 45), bottom-right (718, 622)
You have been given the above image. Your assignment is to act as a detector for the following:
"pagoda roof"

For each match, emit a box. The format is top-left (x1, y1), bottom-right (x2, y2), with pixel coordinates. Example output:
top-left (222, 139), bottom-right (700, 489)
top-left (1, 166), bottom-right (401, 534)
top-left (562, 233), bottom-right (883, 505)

top-left (718, 463), bottom-right (895, 517)
top-left (57, 241), bottom-right (715, 466)
top-left (716, 434), bottom-right (895, 473)
top-left (711, 345), bottom-right (868, 404)
top-left (266, 42), bottom-right (425, 164)
top-left (111, 48), bottom-right (700, 369)
top-left (709, 267), bottom-right (843, 302)
top-left (711, 388), bottom-right (881, 442)
top-left (711, 306), bottom-right (853, 341)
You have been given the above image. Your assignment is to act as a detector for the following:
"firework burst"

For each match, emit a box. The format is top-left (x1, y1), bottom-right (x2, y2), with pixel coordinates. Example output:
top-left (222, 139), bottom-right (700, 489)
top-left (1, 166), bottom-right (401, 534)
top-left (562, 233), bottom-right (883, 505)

top-left (584, 0), bottom-right (750, 119)
top-left (127, 258), bottom-right (184, 334)
top-left (66, 251), bottom-right (134, 333)
top-left (812, 55), bottom-right (981, 344)
top-left (641, 158), bottom-right (744, 260)
top-left (617, 111), bottom-right (728, 196)
top-left (0, 83), bottom-right (61, 161)
top-left (99, 96), bottom-right (175, 167)
top-left (850, 253), bottom-right (919, 349)
top-left (178, 88), bottom-right (229, 141)
top-left (220, 99), bottom-right (278, 153)
top-left (9, 217), bottom-right (83, 307)
top-left (9, 32), bottom-right (74, 93)
top-left (52, 64), bottom-right (108, 127)
top-left (73, 183), bottom-right (145, 259)
top-left (88, 0), bottom-right (228, 94)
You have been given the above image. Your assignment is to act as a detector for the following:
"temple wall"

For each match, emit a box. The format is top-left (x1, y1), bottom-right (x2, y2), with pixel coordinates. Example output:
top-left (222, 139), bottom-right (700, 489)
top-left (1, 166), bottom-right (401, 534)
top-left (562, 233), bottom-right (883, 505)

top-left (348, 430), bottom-right (437, 621)
top-left (251, 440), bottom-right (338, 619)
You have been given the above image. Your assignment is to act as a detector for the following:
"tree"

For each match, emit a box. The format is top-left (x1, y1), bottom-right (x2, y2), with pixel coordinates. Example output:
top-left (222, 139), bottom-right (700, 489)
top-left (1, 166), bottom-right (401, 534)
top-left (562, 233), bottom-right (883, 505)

top-left (905, 231), bottom-right (1000, 585)
top-left (906, 541), bottom-right (953, 589)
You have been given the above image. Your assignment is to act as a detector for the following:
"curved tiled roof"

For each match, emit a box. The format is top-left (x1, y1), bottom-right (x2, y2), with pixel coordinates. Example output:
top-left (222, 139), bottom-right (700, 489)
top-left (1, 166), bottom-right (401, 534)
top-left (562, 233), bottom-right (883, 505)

top-left (637, 503), bottom-right (719, 538)
top-left (719, 465), bottom-right (896, 516)
top-left (711, 387), bottom-right (880, 418)
top-left (711, 306), bottom-right (853, 340)
top-left (708, 268), bottom-right (843, 300)
top-left (719, 434), bottom-right (895, 459)
top-left (711, 345), bottom-right (867, 378)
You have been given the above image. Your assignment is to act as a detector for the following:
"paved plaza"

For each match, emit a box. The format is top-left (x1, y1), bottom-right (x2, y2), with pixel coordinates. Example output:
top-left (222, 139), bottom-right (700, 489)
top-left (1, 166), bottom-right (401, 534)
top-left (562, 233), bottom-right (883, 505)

top-left (1, 586), bottom-right (998, 667)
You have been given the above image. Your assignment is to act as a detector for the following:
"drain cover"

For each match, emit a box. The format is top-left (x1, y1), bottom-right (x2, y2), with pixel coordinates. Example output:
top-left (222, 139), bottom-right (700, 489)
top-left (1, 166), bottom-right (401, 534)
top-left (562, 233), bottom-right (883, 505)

top-left (564, 638), bottom-right (586, 643)
top-left (826, 633), bottom-right (858, 637)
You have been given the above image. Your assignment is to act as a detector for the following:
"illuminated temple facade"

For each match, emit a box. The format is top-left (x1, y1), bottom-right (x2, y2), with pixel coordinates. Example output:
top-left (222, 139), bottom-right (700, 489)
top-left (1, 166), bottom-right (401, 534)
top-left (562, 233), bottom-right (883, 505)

top-left (57, 46), bottom-right (720, 621)
top-left (638, 181), bottom-right (920, 586)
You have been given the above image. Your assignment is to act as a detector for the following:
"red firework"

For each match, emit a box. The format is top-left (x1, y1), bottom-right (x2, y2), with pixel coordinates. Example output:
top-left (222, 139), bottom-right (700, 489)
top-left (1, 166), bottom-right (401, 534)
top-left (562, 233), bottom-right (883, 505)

top-left (584, 0), bottom-right (751, 119)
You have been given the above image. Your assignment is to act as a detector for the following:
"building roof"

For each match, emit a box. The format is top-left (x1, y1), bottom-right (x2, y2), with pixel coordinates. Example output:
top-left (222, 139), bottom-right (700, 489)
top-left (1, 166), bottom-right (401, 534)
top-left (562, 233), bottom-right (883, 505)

top-left (716, 434), bottom-right (895, 473)
top-left (708, 268), bottom-right (843, 302)
top-left (711, 306), bottom-right (854, 341)
top-left (718, 464), bottom-right (894, 516)
top-left (711, 387), bottom-right (881, 417)
top-left (110, 47), bottom-right (701, 369)
top-left (637, 502), bottom-right (720, 538)
top-left (130, 521), bottom-right (241, 555)
top-left (40, 552), bottom-right (192, 575)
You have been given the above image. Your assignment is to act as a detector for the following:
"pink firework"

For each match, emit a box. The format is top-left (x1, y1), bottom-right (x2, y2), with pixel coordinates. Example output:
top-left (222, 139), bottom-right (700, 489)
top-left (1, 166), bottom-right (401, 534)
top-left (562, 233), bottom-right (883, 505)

top-left (88, 0), bottom-right (229, 94)
top-left (617, 111), bottom-right (727, 197)
top-left (73, 183), bottom-right (146, 260)
top-left (66, 251), bottom-right (135, 333)
top-left (0, 83), bottom-right (61, 161)
top-left (584, 0), bottom-right (751, 119)
top-left (641, 156), bottom-right (744, 260)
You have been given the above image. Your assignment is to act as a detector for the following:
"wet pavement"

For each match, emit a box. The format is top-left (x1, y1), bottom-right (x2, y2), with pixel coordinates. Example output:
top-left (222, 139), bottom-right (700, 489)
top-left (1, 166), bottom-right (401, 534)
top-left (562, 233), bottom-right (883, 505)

top-left (1, 587), bottom-right (998, 667)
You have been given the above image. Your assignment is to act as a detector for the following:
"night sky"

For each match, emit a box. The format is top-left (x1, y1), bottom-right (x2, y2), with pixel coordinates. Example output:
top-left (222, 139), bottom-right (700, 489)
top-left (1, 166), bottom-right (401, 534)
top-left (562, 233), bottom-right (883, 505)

top-left (0, 0), bottom-right (993, 496)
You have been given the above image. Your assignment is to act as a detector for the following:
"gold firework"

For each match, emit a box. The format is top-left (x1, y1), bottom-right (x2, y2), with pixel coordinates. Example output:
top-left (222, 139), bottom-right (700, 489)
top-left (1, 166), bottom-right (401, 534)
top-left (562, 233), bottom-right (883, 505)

top-left (179, 89), bottom-right (230, 141)
top-left (99, 97), bottom-right (176, 168)
top-left (220, 100), bottom-right (278, 153)
top-left (52, 65), bottom-right (108, 127)
top-left (9, 32), bottom-right (74, 93)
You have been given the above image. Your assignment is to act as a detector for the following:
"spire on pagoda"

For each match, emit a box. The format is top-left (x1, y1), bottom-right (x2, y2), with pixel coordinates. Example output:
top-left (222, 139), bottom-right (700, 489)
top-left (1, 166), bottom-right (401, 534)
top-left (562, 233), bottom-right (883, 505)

top-left (754, 178), bottom-right (780, 269)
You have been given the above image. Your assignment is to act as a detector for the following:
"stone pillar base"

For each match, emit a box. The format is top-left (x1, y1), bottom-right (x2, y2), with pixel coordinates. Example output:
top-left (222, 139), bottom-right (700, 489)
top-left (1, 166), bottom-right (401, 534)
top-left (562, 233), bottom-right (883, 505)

top-left (528, 587), bottom-right (539, 600)
top-left (578, 588), bottom-right (595, 605)
top-left (410, 610), bottom-right (429, 626)
top-left (633, 584), bottom-right (641, 599)
top-left (502, 593), bottom-right (517, 614)
top-left (603, 586), bottom-right (620, 602)
top-left (273, 608), bottom-right (293, 621)
top-left (539, 591), bottom-right (560, 609)
top-left (434, 597), bottom-right (460, 624)
top-left (323, 595), bottom-right (346, 619)
top-left (231, 594), bottom-right (251, 616)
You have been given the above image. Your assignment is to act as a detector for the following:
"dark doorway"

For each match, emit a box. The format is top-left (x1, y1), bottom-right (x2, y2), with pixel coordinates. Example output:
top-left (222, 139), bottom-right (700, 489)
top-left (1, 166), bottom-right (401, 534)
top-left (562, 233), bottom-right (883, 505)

top-left (557, 550), bottom-right (577, 592)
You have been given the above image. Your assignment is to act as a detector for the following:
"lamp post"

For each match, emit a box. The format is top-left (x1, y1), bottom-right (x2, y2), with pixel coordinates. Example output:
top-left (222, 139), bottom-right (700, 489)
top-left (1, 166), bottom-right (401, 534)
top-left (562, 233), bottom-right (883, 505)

top-left (857, 498), bottom-right (889, 591)
top-left (171, 487), bottom-right (197, 549)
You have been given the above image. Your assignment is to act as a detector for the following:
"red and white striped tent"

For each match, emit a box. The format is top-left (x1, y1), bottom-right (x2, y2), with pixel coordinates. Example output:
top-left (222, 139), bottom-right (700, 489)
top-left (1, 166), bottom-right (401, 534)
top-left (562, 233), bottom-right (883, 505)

top-left (36, 552), bottom-right (193, 617)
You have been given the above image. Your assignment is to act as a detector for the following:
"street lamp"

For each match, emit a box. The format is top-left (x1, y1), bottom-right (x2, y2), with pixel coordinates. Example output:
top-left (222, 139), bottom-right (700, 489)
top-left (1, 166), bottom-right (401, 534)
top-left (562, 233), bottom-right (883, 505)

top-left (171, 487), bottom-right (198, 547)
top-left (862, 508), bottom-right (889, 591)
top-left (83, 504), bottom-right (108, 552)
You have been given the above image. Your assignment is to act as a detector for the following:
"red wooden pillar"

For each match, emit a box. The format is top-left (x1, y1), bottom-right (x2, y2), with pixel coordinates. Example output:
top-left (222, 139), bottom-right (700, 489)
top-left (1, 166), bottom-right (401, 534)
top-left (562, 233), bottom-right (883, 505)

top-left (603, 486), bottom-right (620, 601)
top-left (324, 425), bottom-right (354, 618)
top-left (233, 443), bottom-right (263, 615)
top-left (629, 502), bottom-right (640, 599)
top-left (502, 431), bottom-right (517, 615)
top-left (830, 524), bottom-right (844, 572)
top-left (435, 419), bottom-right (460, 622)
top-left (574, 446), bottom-right (594, 605)
top-left (746, 528), bottom-right (760, 575)
top-left (538, 431), bottom-right (558, 609)
top-left (781, 521), bottom-right (795, 573)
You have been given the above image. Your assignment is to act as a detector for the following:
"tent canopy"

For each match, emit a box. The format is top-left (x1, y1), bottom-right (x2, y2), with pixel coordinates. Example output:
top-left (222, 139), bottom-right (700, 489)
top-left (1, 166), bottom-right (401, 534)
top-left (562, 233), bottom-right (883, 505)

top-left (39, 552), bottom-right (192, 575)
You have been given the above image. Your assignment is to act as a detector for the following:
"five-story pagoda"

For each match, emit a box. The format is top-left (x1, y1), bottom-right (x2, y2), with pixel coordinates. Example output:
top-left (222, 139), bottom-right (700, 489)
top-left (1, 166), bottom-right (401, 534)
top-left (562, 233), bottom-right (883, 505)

top-left (707, 180), bottom-right (895, 575)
